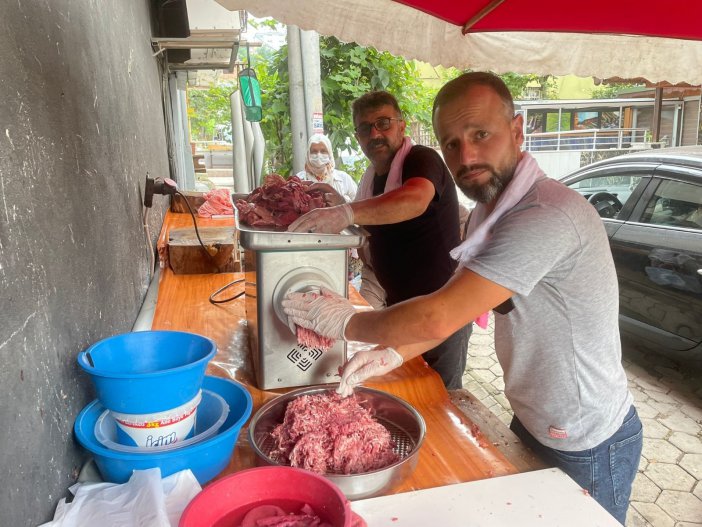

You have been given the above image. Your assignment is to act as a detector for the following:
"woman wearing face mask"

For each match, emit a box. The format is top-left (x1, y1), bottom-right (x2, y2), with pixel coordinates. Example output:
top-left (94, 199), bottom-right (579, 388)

top-left (296, 133), bottom-right (363, 283)
top-left (295, 133), bottom-right (357, 202)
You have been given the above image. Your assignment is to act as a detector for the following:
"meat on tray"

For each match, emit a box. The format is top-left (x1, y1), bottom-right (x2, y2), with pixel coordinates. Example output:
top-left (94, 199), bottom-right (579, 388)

top-left (236, 174), bottom-right (327, 228)
top-left (271, 392), bottom-right (399, 475)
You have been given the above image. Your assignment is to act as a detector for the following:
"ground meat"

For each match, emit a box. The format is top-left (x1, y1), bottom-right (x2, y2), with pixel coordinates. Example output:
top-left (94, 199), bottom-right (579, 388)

top-left (240, 504), bottom-right (331, 527)
top-left (236, 174), bottom-right (326, 228)
top-left (296, 327), bottom-right (334, 352)
top-left (271, 392), bottom-right (399, 475)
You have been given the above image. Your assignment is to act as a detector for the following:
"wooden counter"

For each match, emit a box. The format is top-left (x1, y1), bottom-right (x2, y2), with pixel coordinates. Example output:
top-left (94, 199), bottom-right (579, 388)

top-left (152, 211), bottom-right (531, 495)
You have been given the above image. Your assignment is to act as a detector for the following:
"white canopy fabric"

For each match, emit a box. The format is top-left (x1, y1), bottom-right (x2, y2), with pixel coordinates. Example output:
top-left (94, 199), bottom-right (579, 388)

top-left (217, 0), bottom-right (702, 85)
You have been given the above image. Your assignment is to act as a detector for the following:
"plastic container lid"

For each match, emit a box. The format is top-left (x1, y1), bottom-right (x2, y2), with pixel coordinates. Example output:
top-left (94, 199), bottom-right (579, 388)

top-left (94, 389), bottom-right (229, 453)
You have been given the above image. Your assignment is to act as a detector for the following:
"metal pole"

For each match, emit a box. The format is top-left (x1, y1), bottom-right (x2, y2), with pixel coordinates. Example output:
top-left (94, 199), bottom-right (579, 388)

top-left (652, 86), bottom-right (663, 143)
top-left (230, 93), bottom-right (249, 193)
top-left (287, 25), bottom-right (307, 174)
top-left (300, 29), bottom-right (323, 140)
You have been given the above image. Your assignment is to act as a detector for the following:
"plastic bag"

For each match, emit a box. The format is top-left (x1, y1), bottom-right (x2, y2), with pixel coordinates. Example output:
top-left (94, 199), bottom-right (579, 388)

top-left (40, 468), bottom-right (201, 527)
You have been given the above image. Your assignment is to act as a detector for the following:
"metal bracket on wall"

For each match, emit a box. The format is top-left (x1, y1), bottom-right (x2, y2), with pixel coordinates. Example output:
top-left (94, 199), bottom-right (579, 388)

top-left (151, 29), bottom-right (245, 72)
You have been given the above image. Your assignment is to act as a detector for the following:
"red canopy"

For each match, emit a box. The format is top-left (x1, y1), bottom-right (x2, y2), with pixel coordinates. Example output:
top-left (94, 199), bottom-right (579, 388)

top-left (397, 0), bottom-right (702, 41)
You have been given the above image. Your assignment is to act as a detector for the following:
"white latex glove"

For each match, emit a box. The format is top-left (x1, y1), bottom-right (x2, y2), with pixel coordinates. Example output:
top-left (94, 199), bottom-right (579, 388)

top-left (288, 203), bottom-right (354, 234)
top-left (337, 347), bottom-right (404, 397)
top-left (282, 286), bottom-right (356, 341)
top-left (307, 182), bottom-right (346, 206)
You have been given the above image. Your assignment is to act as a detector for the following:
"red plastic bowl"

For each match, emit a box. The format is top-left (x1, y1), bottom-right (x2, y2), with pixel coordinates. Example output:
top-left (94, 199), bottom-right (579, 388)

top-left (179, 466), bottom-right (353, 527)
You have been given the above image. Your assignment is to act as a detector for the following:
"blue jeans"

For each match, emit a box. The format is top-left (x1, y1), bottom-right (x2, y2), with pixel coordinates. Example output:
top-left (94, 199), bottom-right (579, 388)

top-left (510, 405), bottom-right (643, 525)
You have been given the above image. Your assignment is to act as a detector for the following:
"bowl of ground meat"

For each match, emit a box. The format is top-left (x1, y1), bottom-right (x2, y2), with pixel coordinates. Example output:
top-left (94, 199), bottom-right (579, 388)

top-left (247, 385), bottom-right (426, 500)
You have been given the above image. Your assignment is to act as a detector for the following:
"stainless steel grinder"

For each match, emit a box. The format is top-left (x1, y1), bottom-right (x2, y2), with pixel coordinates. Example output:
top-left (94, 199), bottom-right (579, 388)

top-left (237, 219), bottom-right (366, 390)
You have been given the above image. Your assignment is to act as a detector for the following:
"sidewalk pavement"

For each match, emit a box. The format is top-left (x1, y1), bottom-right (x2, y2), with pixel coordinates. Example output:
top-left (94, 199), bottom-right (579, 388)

top-left (462, 314), bottom-right (702, 527)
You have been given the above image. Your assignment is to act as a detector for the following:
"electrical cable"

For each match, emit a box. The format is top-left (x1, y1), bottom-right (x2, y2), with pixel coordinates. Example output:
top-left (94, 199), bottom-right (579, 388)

top-left (175, 189), bottom-right (217, 262)
top-left (208, 278), bottom-right (245, 304)
top-left (143, 206), bottom-right (155, 281)
top-left (176, 189), bottom-right (245, 304)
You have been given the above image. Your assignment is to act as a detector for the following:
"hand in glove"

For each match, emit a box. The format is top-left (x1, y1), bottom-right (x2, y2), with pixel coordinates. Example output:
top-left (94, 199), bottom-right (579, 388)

top-left (287, 203), bottom-right (354, 234)
top-left (307, 182), bottom-right (346, 207)
top-left (337, 347), bottom-right (404, 397)
top-left (282, 286), bottom-right (356, 341)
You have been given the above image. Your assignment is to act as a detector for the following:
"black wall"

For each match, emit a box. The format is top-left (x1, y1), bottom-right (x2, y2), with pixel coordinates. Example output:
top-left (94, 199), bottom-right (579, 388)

top-left (0, 1), bottom-right (170, 524)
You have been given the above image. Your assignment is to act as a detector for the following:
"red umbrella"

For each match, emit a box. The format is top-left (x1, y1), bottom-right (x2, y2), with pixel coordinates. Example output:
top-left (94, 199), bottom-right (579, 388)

top-left (217, 0), bottom-right (702, 84)
top-left (399, 0), bottom-right (700, 41)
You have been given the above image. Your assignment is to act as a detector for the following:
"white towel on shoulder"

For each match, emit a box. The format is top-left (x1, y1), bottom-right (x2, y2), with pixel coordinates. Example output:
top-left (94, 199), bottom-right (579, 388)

top-left (355, 136), bottom-right (414, 201)
top-left (451, 152), bottom-right (546, 266)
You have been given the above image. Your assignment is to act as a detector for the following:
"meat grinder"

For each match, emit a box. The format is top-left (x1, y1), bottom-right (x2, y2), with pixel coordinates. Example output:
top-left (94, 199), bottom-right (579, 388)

top-left (238, 220), bottom-right (366, 390)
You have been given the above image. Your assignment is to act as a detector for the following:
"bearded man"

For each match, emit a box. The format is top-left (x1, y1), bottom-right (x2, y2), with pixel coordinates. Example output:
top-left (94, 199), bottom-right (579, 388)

top-left (284, 72), bottom-right (642, 525)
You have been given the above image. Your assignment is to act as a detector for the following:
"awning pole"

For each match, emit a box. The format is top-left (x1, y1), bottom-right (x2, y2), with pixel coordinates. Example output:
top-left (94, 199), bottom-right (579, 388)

top-left (652, 86), bottom-right (663, 142)
top-left (462, 0), bottom-right (506, 34)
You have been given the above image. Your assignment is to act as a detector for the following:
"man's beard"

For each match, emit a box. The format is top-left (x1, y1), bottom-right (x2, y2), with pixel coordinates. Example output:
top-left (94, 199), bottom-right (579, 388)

top-left (456, 161), bottom-right (516, 203)
top-left (365, 138), bottom-right (396, 169)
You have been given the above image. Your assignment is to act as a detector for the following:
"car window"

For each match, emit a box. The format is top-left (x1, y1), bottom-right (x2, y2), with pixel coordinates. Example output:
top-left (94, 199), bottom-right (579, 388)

top-left (567, 174), bottom-right (642, 219)
top-left (640, 180), bottom-right (702, 230)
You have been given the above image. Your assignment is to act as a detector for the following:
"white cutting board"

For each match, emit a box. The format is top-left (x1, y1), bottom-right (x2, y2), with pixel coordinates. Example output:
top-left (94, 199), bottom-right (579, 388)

top-left (351, 468), bottom-right (620, 526)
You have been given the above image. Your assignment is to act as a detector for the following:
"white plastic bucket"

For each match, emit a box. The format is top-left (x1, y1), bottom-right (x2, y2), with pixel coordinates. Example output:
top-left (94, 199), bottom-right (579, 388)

top-left (111, 390), bottom-right (201, 448)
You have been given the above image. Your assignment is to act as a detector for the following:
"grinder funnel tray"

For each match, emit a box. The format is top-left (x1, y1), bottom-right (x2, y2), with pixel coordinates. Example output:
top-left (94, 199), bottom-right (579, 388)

top-left (236, 212), bottom-right (367, 252)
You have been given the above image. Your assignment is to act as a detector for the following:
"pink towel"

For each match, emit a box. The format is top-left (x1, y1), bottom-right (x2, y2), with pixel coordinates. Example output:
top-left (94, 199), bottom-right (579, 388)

top-left (475, 311), bottom-right (489, 329)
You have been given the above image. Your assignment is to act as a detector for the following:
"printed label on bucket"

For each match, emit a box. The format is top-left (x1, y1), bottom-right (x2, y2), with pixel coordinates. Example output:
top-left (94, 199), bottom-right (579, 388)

top-left (115, 419), bottom-right (195, 448)
top-left (111, 390), bottom-right (201, 448)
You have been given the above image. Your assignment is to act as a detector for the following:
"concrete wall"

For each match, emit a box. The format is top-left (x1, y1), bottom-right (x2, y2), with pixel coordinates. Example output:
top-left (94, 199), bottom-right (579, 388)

top-left (0, 1), bottom-right (171, 524)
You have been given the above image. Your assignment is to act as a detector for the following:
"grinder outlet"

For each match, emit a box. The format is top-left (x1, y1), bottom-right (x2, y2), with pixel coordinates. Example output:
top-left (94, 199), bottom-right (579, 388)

top-left (272, 267), bottom-right (338, 328)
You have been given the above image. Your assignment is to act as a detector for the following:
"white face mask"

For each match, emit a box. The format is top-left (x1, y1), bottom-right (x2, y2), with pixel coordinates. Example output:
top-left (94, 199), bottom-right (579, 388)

top-left (309, 153), bottom-right (331, 168)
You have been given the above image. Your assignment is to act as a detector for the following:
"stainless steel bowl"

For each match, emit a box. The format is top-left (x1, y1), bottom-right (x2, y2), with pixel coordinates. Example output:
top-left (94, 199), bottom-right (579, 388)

top-left (247, 385), bottom-right (426, 500)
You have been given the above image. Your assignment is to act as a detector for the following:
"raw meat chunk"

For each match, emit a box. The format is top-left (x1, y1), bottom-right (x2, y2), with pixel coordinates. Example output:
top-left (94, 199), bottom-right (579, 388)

top-left (236, 175), bottom-right (326, 228)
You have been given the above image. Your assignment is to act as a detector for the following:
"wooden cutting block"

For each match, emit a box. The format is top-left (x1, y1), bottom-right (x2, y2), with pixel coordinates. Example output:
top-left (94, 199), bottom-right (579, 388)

top-left (170, 191), bottom-right (206, 214)
top-left (168, 226), bottom-right (240, 274)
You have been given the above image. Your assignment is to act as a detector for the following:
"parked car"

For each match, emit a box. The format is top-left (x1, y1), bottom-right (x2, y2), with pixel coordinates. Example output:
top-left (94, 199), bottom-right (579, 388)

top-left (559, 146), bottom-right (702, 356)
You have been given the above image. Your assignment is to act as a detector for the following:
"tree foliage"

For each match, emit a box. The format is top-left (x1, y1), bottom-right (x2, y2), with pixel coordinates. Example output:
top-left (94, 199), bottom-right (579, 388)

top-left (255, 36), bottom-right (435, 177)
top-left (500, 73), bottom-right (556, 100)
top-left (591, 82), bottom-right (642, 99)
top-left (187, 82), bottom-right (237, 141)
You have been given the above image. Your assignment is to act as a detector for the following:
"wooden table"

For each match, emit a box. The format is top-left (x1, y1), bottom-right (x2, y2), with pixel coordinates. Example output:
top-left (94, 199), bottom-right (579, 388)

top-left (152, 211), bottom-right (523, 495)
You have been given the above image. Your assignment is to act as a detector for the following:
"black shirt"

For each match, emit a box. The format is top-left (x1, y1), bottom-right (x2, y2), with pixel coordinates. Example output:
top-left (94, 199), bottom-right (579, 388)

top-left (365, 145), bottom-right (461, 305)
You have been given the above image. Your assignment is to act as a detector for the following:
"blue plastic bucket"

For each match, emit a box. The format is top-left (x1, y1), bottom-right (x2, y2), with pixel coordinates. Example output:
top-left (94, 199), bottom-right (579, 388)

top-left (77, 330), bottom-right (216, 414)
top-left (74, 375), bottom-right (253, 484)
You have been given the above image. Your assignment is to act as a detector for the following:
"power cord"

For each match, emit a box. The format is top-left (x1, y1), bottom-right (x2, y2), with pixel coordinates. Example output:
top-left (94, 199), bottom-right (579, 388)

top-left (144, 175), bottom-right (244, 304)
top-left (174, 189), bottom-right (218, 263)
top-left (143, 206), bottom-right (155, 280)
top-left (144, 175), bottom-right (217, 262)
top-left (208, 278), bottom-right (245, 304)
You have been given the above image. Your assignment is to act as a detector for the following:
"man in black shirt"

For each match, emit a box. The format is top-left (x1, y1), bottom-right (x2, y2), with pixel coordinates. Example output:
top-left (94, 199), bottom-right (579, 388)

top-left (289, 91), bottom-right (471, 389)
